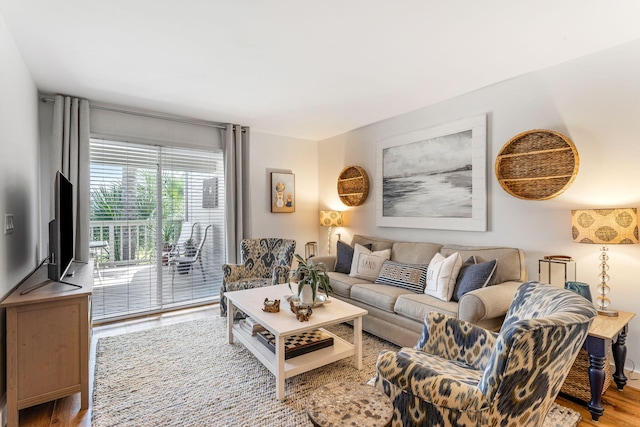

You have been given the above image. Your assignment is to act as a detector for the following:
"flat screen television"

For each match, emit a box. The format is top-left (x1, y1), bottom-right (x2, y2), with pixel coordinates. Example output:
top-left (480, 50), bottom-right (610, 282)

top-left (47, 170), bottom-right (74, 282)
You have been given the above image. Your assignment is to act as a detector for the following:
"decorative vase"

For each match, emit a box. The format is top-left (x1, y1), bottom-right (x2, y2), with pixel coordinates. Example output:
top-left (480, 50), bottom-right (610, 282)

top-left (565, 281), bottom-right (593, 302)
top-left (300, 285), bottom-right (315, 305)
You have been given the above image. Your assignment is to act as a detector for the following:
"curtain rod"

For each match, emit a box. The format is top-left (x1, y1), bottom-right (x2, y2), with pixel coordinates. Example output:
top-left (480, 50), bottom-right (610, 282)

top-left (40, 96), bottom-right (229, 130)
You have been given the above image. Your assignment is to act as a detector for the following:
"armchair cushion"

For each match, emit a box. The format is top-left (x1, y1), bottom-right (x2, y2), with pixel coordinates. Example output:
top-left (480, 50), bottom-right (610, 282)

top-left (376, 348), bottom-right (487, 410)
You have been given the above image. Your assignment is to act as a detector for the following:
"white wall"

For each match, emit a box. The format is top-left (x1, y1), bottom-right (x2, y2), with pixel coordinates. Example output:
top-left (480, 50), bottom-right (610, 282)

top-left (0, 14), bottom-right (40, 398)
top-left (317, 39), bottom-right (640, 374)
top-left (249, 131), bottom-right (319, 260)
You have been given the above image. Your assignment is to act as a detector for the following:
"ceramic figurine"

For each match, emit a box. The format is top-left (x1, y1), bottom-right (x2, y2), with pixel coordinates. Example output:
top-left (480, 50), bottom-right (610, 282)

top-left (289, 300), bottom-right (312, 321)
top-left (262, 298), bottom-right (280, 313)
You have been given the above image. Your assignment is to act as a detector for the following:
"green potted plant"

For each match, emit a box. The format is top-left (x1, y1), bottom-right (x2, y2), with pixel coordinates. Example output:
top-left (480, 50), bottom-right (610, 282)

top-left (183, 238), bottom-right (197, 257)
top-left (176, 238), bottom-right (197, 274)
top-left (289, 254), bottom-right (333, 305)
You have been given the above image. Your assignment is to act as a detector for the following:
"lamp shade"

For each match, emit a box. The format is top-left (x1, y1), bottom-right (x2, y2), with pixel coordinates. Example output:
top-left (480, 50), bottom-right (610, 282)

top-left (320, 210), bottom-right (343, 227)
top-left (571, 208), bottom-right (638, 245)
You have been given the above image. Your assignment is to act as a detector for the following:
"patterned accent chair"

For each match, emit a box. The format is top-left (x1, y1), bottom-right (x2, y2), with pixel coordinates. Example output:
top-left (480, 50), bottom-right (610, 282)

top-left (374, 281), bottom-right (597, 427)
top-left (220, 238), bottom-right (296, 318)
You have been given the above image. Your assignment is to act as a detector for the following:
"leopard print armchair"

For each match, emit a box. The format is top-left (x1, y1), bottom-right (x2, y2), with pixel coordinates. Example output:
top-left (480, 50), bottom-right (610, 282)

top-left (220, 238), bottom-right (296, 317)
top-left (374, 281), bottom-right (597, 427)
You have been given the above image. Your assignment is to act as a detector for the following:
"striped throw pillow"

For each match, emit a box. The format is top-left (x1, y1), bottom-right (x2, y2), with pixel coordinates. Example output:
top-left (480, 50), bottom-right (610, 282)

top-left (375, 260), bottom-right (429, 293)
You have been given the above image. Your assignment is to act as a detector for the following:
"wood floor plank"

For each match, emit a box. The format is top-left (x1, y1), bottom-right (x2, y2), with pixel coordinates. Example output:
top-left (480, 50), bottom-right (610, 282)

top-left (555, 386), bottom-right (640, 427)
top-left (16, 304), bottom-right (640, 426)
top-left (18, 401), bottom-right (55, 427)
top-left (49, 394), bottom-right (91, 427)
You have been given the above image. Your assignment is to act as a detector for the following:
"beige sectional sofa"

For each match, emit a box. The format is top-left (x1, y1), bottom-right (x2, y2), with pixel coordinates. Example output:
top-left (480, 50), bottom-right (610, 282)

top-left (310, 235), bottom-right (526, 347)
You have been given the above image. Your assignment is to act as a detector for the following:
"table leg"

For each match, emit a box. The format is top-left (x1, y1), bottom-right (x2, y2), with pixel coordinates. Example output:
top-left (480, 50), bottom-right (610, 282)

top-left (354, 316), bottom-right (363, 370)
top-left (227, 300), bottom-right (234, 344)
top-left (276, 334), bottom-right (285, 400)
top-left (612, 325), bottom-right (629, 390)
top-left (587, 352), bottom-right (606, 421)
top-left (584, 335), bottom-right (608, 421)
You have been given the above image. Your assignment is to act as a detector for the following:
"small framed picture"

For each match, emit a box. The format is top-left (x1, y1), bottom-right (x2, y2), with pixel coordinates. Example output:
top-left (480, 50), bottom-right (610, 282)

top-left (271, 172), bottom-right (295, 213)
top-left (202, 177), bottom-right (218, 208)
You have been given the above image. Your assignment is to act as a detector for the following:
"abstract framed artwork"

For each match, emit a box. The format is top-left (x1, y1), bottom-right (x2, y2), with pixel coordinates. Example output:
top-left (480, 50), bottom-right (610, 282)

top-left (375, 114), bottom-right (487, 231)
top-left (271, 172), bottom-right (295, 213)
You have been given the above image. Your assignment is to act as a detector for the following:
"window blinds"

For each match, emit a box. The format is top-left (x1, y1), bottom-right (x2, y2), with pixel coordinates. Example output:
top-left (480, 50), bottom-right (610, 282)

top-left (90, 138), bottom-right (224, 321)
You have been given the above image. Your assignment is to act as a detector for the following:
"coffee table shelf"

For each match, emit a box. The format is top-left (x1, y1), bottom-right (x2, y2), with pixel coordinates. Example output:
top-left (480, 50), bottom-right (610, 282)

top-left (225, 283), bottom-right (367, 400)
top-left (231, 324), bottom-right (355, 378)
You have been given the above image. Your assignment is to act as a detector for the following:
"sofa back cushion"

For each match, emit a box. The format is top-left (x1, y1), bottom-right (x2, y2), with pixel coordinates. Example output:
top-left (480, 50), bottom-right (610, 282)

top-left (440, 245), bottom-right (525, 284)
top-left (351, 235), bottom-right (394, 252)
top-left (392, 242), bottom-right (442, 264)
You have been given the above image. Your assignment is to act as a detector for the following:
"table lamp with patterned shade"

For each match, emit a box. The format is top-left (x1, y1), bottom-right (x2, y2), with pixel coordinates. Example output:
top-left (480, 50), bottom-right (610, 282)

top-left (320, 210), bottom-right (343, 255)
top-left (571, 208), bottom-right (638, 316)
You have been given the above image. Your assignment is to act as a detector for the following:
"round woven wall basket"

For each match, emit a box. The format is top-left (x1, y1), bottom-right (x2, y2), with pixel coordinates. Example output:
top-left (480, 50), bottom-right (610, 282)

top-left (337, 165), bottom-right (369, 206)
top-left (495, 129), bottom-right (579, 200)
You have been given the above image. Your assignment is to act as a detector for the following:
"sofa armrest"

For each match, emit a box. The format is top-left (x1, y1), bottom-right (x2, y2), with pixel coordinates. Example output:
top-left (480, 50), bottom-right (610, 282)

top-left (308, 255), bottom-right (336, 272)
top-left (458, 281), bottom-right (522, 324)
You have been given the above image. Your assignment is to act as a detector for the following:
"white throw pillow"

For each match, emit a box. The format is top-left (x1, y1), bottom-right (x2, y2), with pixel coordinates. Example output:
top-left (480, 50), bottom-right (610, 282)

top-left (349, 243), bottom-right (391, 281)
top-left (425, 252), bottom-right (462, 301)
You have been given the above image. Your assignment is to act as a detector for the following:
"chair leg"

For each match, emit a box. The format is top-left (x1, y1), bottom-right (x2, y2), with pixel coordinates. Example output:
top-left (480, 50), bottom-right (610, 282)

top-left (199, 257), bottom-right (206, 282)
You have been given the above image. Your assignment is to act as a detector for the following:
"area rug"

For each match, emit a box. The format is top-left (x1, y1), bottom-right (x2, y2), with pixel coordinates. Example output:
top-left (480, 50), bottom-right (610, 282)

top-left (92, 317), bottom-right (581, 427)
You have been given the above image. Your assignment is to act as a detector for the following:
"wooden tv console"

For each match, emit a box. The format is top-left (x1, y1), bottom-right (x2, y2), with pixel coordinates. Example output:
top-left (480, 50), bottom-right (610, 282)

top-left (1, 261), bottom-right (93, 427)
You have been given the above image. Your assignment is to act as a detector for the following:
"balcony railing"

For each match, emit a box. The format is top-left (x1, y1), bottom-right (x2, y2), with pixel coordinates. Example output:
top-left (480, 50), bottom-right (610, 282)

top-left (90, 219), bottom-right (183, 267)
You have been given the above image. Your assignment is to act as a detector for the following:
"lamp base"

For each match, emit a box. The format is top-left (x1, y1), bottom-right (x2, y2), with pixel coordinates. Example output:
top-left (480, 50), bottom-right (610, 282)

top-left (597, 308), bottom-right (619, 317)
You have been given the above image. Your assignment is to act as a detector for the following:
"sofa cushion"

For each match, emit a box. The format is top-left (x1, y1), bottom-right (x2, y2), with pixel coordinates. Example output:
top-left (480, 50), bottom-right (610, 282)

top-left (375, 260), bottom-right (428, 293)
top-left (453, 258), bottom-right (497, 301)
top-left (440, 245), bottom-right (524, 284)
top-left (351, 283), bottom-right (413, 313)
top-left (425, 252), bottom-right (462, 301)
top-left (394, 293), bottom-right (459, 322)
top-left (335, 240), bottom-right (372, 274)
top-left (349, 244), bottom-right (391, 281)
top-left (391, 242), bottom-right (442, 265)
top-left (327, 272), bottom-right (369, 298)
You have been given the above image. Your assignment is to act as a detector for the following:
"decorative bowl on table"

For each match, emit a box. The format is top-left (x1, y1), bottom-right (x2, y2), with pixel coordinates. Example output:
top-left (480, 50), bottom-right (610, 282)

top-left (286, 294), bottom-right (330, 308)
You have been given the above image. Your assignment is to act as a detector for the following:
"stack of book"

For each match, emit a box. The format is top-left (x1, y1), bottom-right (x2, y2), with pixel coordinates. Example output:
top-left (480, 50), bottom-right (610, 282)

top-left (238, 317), bottom-right (265, 335)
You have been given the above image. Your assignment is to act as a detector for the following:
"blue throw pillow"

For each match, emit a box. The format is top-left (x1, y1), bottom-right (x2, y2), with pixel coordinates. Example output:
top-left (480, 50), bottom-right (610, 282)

top-left (453, 258), bottom-right (497, 301)
top-left (335, 240), bottom-right (372, 274)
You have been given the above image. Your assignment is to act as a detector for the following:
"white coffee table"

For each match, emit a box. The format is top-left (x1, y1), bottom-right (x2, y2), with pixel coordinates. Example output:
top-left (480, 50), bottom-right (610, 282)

top-left (225, 283), bottom-right (368, 400)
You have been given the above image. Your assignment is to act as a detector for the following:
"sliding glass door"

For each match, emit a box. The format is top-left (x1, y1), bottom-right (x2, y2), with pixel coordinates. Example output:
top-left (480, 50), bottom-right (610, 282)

top-left (89, 138), bottom-right (224, 321)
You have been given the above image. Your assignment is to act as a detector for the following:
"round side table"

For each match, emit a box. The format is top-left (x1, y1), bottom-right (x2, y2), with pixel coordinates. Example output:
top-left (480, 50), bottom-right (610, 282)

top-left (306, 381), bottom-right (393, 427)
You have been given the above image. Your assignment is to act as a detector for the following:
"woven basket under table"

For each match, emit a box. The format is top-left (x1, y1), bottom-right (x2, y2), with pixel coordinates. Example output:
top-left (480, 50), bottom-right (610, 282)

top-left (561, 348), bottom-right (612, 402)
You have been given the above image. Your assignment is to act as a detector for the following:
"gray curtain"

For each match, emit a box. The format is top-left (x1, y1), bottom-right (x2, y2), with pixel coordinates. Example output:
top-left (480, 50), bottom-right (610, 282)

top-left (50, 95), bottom-right (90, 263)
top-left (224, 124), bottom-right (251, 263)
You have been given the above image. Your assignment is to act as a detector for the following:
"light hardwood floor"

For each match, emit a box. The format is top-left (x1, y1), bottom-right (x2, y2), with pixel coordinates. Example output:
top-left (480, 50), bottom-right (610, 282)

top-left (17, 305), bottom-right (640, 426)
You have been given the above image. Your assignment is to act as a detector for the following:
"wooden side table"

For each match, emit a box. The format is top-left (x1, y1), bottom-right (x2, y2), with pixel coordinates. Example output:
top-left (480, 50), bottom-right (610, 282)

top-left (583, 310), bottom-right (635, 421)
top-left (306, 381), bottom-right (393, 427)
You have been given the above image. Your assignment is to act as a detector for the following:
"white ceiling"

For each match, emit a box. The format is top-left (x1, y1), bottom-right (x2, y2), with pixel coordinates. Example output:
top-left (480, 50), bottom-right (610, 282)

top-left (2, 1), bottom-right (640, 140)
